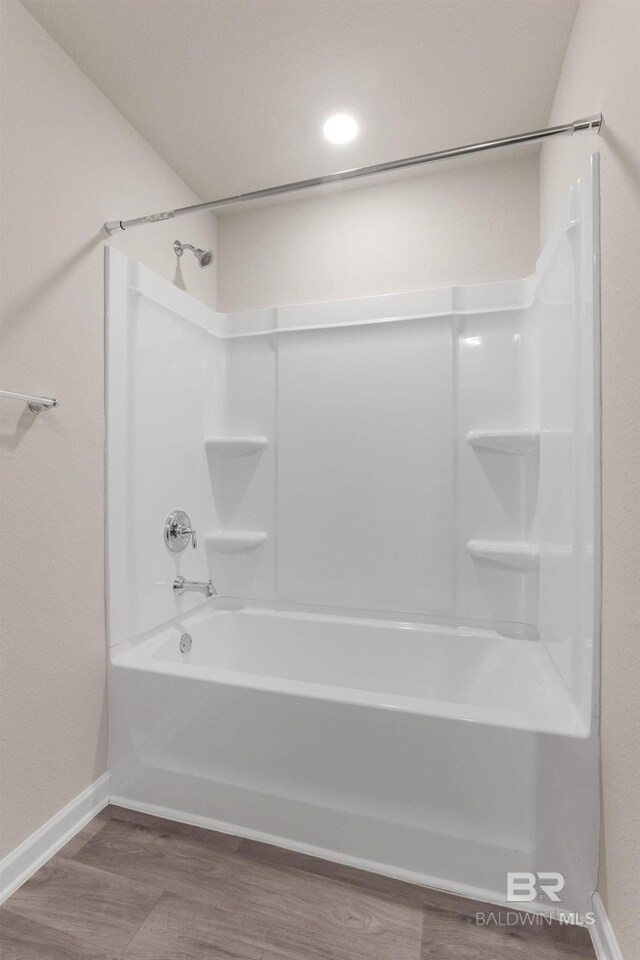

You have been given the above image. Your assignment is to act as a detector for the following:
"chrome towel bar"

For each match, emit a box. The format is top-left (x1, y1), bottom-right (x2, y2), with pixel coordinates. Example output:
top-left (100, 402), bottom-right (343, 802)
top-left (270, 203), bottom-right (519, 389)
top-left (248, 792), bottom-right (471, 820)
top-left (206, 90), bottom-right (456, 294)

top-left (0, 389), bottom-right (58, 413)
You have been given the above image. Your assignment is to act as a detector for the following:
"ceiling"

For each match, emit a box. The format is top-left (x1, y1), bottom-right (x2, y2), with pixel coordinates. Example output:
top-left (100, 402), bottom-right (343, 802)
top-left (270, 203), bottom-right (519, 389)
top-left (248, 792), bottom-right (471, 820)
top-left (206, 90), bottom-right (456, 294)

top-left (22, 0), bottom-right (578, 204)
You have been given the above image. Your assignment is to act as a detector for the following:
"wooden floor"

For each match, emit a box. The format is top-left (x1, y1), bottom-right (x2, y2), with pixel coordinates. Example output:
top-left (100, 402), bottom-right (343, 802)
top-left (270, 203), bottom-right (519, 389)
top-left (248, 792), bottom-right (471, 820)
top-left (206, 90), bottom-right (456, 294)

top-left (0, 805), bottom-right (596, 959)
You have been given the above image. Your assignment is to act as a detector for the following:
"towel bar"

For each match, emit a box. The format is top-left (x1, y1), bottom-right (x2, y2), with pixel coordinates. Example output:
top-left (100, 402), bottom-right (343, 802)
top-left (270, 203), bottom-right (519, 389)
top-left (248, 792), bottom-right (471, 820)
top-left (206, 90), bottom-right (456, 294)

top-left (0, 389), bottom-right (58, 413)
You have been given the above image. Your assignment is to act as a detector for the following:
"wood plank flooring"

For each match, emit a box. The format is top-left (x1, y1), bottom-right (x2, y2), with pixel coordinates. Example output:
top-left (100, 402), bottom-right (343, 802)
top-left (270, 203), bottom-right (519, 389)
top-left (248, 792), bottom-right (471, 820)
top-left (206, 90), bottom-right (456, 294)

top-left (0, 805), bottom-right (596, 959)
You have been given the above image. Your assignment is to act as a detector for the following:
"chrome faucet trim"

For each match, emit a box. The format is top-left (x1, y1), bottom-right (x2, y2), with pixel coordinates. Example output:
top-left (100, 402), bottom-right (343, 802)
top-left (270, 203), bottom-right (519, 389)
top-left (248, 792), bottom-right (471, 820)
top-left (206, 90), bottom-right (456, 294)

top-left (165, 510), bottom-right (198, 552)
top-left (173, 576), bottom-right (216, 598)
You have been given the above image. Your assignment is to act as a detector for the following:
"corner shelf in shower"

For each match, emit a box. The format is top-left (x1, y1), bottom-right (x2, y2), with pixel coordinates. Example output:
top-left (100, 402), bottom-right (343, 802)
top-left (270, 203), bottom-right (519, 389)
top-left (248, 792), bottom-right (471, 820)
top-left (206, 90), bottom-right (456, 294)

top-left (204, 436), bottom-right (268, 457)
top-left (205, 531), bottom-right (268, 553)
top-left (466, 539), bottom-right (539, 570)
top-left (467, 429), bottom-right (540, 455)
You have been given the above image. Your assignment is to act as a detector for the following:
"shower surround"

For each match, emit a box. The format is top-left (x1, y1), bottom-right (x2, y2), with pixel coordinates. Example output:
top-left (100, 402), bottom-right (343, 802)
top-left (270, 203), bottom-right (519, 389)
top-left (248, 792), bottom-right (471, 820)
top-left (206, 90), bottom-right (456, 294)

top-left (106, 160), bottom-right (600, 916)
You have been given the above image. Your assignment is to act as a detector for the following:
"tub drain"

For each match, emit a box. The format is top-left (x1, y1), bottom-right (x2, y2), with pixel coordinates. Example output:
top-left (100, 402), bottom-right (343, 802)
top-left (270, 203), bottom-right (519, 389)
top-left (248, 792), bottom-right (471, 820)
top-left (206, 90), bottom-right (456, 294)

top-left (179, 633), bottom-right (192, 654)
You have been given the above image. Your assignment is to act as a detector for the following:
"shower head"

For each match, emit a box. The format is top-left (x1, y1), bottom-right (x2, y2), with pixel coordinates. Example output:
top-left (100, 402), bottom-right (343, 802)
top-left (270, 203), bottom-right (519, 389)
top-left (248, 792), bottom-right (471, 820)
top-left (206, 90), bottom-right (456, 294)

top-left (173, 240), bottom-right (214, 268)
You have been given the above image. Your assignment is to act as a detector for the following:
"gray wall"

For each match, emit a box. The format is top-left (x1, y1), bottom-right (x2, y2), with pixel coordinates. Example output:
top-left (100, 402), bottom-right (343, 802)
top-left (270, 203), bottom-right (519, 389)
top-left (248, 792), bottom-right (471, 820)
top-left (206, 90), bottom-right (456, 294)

top-left (0, 0), bottom-right (217, 858)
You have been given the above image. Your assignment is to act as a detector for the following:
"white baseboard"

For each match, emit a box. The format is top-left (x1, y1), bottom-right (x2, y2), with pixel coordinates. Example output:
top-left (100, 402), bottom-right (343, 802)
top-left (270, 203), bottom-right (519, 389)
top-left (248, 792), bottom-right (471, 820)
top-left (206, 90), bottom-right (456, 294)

top-left (591, 893), bottom-right (625, 960)
top-left (0, 773), bottom-right (111, 904)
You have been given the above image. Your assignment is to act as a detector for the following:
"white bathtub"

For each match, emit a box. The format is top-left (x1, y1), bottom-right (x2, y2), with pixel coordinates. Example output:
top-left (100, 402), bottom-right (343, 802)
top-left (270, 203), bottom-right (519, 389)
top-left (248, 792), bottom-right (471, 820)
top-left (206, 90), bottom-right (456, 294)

top-left (109, 602), bottom-right (597, 913)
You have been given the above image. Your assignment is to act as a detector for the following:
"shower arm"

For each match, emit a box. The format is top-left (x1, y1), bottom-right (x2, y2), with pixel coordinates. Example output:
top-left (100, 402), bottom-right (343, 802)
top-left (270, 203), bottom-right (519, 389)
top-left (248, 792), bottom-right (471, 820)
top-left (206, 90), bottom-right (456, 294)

top-left (104, 114), bottom-right (602, 235)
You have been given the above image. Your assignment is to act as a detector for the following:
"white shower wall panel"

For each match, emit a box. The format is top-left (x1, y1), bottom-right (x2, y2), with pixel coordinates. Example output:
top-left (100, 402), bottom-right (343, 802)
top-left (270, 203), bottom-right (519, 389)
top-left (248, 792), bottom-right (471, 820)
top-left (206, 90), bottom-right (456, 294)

top-left (106, 253), bottom-right (226, 646)
top-left (206, 336), bottom-right (277, 601)
top-left (532, 166), bottom-right (599, 721)
top-left (534, 241), bottom-right (577, 701)
top-left (275, 319), bottom-right (454, 611)
top-left (455, 309), bottom-right (538, 627)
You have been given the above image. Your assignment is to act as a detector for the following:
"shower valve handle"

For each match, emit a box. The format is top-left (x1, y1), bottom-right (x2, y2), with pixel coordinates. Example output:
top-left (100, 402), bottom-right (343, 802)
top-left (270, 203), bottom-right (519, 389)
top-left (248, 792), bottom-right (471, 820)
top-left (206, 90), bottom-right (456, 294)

top-left (178, 524), bottom-right (197, 548)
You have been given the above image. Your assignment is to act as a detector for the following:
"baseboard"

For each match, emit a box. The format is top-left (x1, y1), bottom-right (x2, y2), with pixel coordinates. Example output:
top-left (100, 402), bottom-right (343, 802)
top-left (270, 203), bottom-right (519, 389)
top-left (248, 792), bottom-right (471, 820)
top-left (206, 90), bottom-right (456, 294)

top-left (590, 893), bottom-right (625, 960)
top-left (0, 773), bottom-right (111, 904)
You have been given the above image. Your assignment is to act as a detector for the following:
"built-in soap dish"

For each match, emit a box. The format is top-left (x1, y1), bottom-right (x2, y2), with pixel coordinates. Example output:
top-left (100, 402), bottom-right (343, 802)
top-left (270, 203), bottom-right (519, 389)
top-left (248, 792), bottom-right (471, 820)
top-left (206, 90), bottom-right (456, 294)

top-left (205, 531), bottom-right (268, 553)
top-left (467, 429), bottom-right (539, 455)
top-left (466, 539), bottom-right (539, 570)
top-left (204, 436), bottom-right (268, 457)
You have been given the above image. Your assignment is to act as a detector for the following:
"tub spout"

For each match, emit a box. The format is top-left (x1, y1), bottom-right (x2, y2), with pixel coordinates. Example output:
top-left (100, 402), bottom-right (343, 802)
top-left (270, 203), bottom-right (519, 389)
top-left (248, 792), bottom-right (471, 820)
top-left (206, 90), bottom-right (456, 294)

top-left (173, 576), bottom-right (216, 598)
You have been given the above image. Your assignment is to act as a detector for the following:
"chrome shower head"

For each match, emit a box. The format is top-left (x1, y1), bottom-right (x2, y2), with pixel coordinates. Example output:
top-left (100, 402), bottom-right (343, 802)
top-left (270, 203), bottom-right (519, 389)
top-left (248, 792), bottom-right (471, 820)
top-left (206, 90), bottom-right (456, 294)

top-left (173, 240), bottom-right (214, 268)
top-left (196, 248), bottom-right (214, 268)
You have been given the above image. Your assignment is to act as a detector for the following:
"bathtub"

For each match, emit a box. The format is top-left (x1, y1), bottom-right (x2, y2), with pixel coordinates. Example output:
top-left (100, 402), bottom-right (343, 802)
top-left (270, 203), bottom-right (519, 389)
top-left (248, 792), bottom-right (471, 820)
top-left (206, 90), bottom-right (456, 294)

top-left (108, 601), bottom-right (598, 914)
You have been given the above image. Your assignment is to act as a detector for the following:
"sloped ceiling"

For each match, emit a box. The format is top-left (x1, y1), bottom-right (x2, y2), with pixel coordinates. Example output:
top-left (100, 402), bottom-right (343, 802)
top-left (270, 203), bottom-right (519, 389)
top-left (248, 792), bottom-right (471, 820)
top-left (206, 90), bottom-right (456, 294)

top-left (22, 0), bottom-right (578, 203)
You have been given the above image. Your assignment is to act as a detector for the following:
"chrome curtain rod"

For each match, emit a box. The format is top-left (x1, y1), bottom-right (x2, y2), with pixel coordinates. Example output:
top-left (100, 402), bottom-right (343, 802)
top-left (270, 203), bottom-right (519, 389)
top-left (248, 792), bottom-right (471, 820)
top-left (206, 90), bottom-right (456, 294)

top-left (105, 114), bottom-right (601, 235)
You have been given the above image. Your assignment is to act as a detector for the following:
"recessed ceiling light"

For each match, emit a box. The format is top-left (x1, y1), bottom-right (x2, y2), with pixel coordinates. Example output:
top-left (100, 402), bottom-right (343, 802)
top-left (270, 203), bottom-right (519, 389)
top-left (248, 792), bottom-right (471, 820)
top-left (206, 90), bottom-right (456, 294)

top-left (323, 113), bottom-right (359, 144)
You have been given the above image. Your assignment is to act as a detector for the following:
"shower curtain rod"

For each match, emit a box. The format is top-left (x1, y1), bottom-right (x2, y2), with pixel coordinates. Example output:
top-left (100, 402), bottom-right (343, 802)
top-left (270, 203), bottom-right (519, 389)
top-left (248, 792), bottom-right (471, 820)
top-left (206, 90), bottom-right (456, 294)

top-left (104, 114), bottom-right (601, 234)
